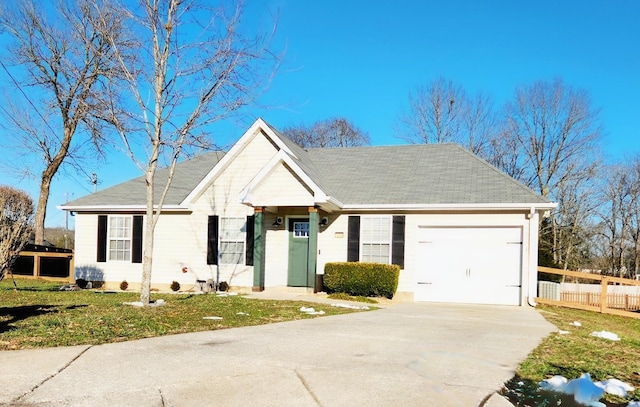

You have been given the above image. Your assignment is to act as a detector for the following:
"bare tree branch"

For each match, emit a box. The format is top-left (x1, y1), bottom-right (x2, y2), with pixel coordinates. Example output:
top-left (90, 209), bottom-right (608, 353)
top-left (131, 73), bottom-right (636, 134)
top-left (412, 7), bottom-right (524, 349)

top-left (0, 0), bottom-right (133, 244)
top-left (282, 117), bottom-right (370, 148)
top-left (100, 0), bottom-right (279, 305)
top-left (0, 186), bottom-right (34, 282)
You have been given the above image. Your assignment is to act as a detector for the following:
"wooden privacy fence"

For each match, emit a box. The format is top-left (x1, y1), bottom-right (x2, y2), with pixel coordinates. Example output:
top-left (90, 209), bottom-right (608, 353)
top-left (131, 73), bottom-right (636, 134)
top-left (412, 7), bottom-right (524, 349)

top-left (536, 266), bottom-right (640, 319)
top-left (11, 246), bottom-right (74, 283)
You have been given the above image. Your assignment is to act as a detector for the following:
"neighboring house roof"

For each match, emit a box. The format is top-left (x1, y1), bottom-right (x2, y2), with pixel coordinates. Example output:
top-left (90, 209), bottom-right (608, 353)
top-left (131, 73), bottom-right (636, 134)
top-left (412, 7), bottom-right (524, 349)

top-left (64, 151), bottom-right (225, 208)
top-left (61, 119), bottom-right (552, 210)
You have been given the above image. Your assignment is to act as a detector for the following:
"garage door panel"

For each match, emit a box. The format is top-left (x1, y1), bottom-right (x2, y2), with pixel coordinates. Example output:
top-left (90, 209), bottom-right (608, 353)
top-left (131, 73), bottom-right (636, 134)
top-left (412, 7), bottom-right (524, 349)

top-left (415, 227), bottom-right (522, 305)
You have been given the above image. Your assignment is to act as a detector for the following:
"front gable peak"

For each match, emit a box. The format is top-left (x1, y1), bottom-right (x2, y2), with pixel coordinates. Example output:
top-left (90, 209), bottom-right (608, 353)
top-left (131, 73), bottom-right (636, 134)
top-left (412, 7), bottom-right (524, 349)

top-left (182, 118), bottom-right (301, 205)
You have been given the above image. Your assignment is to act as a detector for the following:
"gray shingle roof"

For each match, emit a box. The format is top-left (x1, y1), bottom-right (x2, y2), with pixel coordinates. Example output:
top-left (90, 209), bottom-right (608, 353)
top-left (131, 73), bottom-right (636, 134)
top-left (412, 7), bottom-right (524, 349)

top-left (64, 151), bottom-right (225, 207)
top-left (64, 125), bottom-right (549, 208)
top-left (305, 144), bottom-right (549, 205)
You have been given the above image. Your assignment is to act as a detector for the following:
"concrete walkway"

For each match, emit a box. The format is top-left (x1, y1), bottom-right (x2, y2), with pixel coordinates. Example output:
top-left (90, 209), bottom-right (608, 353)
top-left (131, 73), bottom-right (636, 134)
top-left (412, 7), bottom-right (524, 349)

top-left (0, 297), bottom-right (556, 407)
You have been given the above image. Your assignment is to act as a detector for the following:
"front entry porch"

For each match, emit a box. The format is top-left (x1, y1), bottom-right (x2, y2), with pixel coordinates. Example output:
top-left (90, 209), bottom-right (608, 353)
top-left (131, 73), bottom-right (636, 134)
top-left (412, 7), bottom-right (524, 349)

top-left (252, 206), bottom-right (320, 292)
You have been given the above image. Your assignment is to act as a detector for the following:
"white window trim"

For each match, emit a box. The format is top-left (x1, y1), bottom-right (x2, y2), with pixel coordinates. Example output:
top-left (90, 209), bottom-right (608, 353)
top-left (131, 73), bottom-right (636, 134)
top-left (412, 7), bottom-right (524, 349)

top-left (220, 217), bottom-right (246, 265)
top-left (359, 215), bottom-right (392, 264)
top-left (107, 215), bottom-right (133, 262)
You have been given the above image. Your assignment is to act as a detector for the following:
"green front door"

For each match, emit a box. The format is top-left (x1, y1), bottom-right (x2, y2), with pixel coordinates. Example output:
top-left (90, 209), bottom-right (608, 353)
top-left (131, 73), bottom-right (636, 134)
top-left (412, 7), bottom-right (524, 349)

top-left (288, 218), bottom-right (309, 287)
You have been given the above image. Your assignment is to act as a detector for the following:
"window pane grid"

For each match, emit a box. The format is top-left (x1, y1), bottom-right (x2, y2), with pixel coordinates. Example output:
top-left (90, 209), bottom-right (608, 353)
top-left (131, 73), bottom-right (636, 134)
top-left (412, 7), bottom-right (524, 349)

top-left (294, 222), bottom-right (309, 238)
top-left (221, 217), bottom-right (245, 265)
top-left (108, 216), bottom-right (132, 261)
top-left (360, 217), bottom-right (391, 264)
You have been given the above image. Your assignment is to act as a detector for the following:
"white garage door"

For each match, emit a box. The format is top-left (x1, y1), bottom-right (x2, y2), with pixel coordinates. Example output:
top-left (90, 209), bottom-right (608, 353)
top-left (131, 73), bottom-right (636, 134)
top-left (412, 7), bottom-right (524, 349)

top-left (415, 227), bottom-right (522, 305)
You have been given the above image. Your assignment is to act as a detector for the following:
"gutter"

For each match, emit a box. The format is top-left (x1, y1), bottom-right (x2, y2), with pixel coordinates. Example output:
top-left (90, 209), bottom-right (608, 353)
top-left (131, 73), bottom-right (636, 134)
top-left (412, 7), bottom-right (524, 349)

top-left (341, 203), bottom-right (558, 212)
top-left (56, 204), bottom-right (190, 212)
top-left (527, 207), bottom-right (539, 308)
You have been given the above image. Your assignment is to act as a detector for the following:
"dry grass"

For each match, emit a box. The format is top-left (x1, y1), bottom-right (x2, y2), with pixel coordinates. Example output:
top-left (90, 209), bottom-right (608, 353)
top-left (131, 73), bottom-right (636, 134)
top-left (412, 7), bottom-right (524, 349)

top-left (0, 278), bottom-right (365, 350)
top-left (517, 304), bottom-right (640, 403)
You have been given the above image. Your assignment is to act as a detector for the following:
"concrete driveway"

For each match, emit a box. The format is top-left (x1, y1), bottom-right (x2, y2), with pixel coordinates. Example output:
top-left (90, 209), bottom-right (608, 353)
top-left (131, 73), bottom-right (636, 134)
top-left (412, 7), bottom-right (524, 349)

top-left (0, 300), bottom-right (555, 407)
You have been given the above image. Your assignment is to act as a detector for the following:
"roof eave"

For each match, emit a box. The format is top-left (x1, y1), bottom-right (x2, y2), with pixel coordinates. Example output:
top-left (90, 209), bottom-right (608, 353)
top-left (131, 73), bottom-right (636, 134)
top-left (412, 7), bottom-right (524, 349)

top-left (57, 204), bottom-right (190, 213)
top-left (340, 202), bottom-right (558, 212)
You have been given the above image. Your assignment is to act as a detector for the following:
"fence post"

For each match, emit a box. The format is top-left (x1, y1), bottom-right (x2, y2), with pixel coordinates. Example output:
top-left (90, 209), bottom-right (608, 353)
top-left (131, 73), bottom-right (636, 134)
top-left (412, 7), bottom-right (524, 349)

top-left (33, 253), bottom-right (40, 278)
top-left (600, 277), bottom-right (608, 313)
top-left (68, 253), bottom-right (74, 283)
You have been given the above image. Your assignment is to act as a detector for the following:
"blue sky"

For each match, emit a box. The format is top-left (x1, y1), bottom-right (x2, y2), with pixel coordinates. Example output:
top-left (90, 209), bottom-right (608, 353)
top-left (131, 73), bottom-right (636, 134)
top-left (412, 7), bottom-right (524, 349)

top-left (1, 0), bottom-right (639, 228)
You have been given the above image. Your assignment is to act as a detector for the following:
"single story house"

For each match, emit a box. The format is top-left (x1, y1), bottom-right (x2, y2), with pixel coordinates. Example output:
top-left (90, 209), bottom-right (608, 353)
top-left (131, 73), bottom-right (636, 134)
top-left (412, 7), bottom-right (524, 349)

top-left (60, 118), bottom-right (556, 305)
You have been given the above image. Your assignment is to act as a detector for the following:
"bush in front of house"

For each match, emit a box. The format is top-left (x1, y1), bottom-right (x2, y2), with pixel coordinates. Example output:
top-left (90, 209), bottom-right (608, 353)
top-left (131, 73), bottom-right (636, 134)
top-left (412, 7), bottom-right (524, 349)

top-left (323, 262), bottom-right (400, 299)
top-left (170, 281), bottom-right (180, 292)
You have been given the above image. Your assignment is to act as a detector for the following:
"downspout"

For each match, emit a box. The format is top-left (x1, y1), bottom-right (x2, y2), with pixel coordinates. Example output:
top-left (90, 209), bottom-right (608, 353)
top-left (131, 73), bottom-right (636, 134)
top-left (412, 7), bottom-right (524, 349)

top-left (527, 208), bottom-right (540, 307)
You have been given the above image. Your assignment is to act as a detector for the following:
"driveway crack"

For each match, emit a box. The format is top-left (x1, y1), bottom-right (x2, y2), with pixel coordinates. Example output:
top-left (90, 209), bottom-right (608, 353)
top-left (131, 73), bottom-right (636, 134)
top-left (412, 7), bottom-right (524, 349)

top-left (294, 369), bottom-right (322, 407)
top-left (12, 345), bottom-right (93, 404)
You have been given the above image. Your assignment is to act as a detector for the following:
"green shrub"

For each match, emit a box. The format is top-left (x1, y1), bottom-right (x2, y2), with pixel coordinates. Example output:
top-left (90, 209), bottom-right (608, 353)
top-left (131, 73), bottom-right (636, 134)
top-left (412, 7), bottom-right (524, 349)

top-left (324, 262), bottom-right (399, 299)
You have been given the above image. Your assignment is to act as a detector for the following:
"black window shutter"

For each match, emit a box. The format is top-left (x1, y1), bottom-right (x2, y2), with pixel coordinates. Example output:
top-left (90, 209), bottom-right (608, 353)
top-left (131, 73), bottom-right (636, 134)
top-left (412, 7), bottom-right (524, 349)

top-left (207, 215), bottom-right (219, 265)
top-left (347, 216), bottom-right (360, 262)
top-left (245, 215), bottom-right (254, 266)
top-left (97, 215), bottom-right (107, 262)
top-left (392, 215), bottom-right (405, 269)
top-left (132, 216), bottom-right (143, 263)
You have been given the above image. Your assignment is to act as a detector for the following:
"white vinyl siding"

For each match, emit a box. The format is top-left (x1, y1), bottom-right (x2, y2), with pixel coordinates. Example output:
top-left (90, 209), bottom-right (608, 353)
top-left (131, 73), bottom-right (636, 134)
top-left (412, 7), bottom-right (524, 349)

top-left (108, 216), bottom-right (132, 261)
top-left (221, 217), bottom-right (245, 264)
top-left (361, 216), bottom-right (391, 264)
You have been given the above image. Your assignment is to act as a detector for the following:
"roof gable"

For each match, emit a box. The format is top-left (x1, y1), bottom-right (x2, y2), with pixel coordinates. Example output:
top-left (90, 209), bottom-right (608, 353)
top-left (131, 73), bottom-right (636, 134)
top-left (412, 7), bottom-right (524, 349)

top-left (182, 118), bottom-right (300, 205)
top-left (240, 156), bottom-right (316, 207)
top-left (238, 149), bottom-right (335, 208)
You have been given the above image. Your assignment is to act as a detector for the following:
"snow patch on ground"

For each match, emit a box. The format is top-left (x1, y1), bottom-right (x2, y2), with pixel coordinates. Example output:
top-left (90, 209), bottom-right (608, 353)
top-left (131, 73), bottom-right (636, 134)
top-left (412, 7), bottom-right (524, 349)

top-left (590, 330), bottom-right (621, 341)
top-left (540, 373), bottom-right (636, 406)
top-left (330, 303), bottom-right (370, 310)
top-left (216, 292), bottom-right (238, 297)
top-left (123, 299), bottom-right (166, 307)
top-left (300, 306), bottom-right (325, 315)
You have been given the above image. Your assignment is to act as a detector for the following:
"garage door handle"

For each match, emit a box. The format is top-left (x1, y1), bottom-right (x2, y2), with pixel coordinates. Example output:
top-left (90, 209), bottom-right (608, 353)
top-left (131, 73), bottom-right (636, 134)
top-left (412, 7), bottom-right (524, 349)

top-left (417, 282), bottom-right (432, 285)
top-left (506, 285), bottom-right (521, 287)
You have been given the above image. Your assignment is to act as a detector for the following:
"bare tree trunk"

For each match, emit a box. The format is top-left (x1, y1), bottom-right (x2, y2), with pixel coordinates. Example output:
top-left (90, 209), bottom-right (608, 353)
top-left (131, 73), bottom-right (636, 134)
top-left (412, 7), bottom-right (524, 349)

top-left (140, 164), bottom-right (157, 305)
top-left (35, 134), bottom-right (71, 244)
top-left (34, 179), bottom-right (50, 245)
top-left (552, 217), bottom-right (559, 265)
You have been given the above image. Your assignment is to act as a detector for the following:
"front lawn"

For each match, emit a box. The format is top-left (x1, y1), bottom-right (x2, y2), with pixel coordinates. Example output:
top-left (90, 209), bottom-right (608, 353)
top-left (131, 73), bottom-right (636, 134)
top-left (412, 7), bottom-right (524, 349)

top-left (0, 278), bottom-right (364, 350)
top-left (511, 304), bottom-right (640, 404)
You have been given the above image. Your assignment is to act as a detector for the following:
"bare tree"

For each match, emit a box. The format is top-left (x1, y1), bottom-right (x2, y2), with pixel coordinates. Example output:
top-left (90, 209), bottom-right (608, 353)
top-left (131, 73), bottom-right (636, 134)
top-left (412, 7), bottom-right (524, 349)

top-left (595, 158), bottom-right (640, 277)
top-left (552, 169), bottom-right (600, 270)
top-left (0, 0), bottom-right (131, 245)
top-left (596, 164), bottom-right (632, 276)
top-left (500, 79), bottom-right (602, 268)
top-left (101, 0), bottom-right (278, 305)
top-left (282, 117), bottom-right (370, 148)
top-left (396, 77), bottom-right (497, 154)
top-left (0, 186), bottom-right (34, 282)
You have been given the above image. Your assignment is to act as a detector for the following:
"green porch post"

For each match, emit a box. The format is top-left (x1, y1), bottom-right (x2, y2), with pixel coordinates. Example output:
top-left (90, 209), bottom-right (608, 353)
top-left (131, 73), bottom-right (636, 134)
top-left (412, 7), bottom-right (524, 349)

top-left (307, 207), bottom-right (319, 289)
top-left (252, 207), bottom-right (265, 291)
